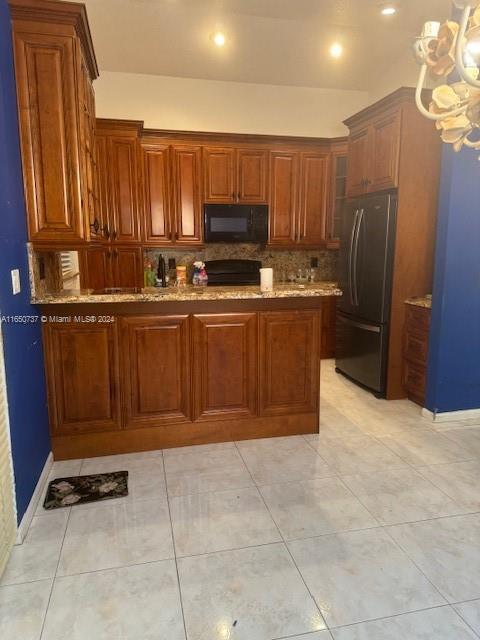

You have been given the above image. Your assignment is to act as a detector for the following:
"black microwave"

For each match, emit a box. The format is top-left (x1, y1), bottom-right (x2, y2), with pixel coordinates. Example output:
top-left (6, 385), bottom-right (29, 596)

top-left (204, 204), bottom-right (268, 243)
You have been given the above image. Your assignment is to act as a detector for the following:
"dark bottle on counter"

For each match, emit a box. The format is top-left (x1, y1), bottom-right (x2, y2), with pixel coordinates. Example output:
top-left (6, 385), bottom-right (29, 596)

top-left (157, 255), bottom-right (167, 288)
top-left (168, 258), bottom-right (177, 286)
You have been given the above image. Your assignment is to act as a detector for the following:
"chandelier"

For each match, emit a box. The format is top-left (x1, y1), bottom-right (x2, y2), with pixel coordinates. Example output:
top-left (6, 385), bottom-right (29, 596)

top-left (414, 1), bottom-right (480, 152)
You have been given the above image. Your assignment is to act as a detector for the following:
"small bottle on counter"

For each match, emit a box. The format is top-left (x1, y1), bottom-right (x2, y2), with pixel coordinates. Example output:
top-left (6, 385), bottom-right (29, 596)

top-left (192, 261), bottom-right (208, 287)
top-left (176, 265), bottom-right (187, 287)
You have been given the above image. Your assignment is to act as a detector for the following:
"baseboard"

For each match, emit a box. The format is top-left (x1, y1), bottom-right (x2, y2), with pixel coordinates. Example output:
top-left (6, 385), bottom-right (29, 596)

top-left (422, 407), bottom-right (480, 423)
top-left (15, 452), bottom-right (53, 544)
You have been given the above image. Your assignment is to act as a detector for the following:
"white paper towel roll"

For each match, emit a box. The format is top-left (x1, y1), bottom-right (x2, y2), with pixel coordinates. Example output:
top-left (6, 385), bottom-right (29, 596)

top-left (260, 268), bottom-right (273, 292)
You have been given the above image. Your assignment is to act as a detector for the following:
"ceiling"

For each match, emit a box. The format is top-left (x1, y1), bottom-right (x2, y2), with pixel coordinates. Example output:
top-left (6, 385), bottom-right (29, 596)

top-left (82, 0), bottom-right (451, 91)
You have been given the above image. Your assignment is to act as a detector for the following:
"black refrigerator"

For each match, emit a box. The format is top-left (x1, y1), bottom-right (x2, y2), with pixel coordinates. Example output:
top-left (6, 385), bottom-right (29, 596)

top-left (335, 192), bottom-right (397, 397)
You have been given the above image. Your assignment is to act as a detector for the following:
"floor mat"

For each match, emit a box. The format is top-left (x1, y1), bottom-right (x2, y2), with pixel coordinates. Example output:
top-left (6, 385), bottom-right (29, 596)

top-left (43, 471), bottom-right (128, 509)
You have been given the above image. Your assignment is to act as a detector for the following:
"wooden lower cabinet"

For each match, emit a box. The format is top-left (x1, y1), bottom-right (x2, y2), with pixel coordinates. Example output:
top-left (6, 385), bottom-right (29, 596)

top-left (259, 310), bottom-right (320, 416)
top-left (121, 316), bottom-right (191, 428)
top-left (402, 303), bottom-right (431, 406)
top-left (43, 322), bottom-right (121, 435)
top-left (192, 313), bottom-right (257, 420)
top-left (43, 303), bottom-right (322, 458)
top-left (320, 296), bottom-right (337, 359)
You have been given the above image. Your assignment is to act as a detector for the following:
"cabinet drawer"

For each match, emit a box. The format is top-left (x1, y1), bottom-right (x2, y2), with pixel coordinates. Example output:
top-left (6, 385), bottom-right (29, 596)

top-left (402, 359), bottom-right (426, 406)
top-left (405, 305), bottom-right (430, 335)
top-left (403, 331), bottom-right (429, 366)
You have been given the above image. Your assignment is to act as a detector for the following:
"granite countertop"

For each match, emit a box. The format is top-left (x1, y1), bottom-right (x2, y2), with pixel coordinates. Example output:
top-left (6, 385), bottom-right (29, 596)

top-left (33, 282), bottom-right (342, 305)
top-left (405, 296), bottom-right (432, 309)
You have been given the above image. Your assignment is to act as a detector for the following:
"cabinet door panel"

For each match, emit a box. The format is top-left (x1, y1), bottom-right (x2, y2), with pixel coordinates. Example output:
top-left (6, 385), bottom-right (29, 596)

top-left (121, 316), bottom-right (191, 428)
top-left (269, 152), bottom-right (299, 245)
top-left (109, 137), bottom-right (141, 243)
top-left (112, 247), bottom-right (143, 288)
top-left (203, 147), bottom-right (235, 203)
top-left (259, 311), bottom-right (320, 415)
top-left (346, 127), bottom-right (370, 197)
top-left (13, 32), bottom-right (84, 242)
top-left (44, 323), bottom-right (120, 434)
top-left (172, 146), bottom-right (203, 244)
top-left (80, 247), bottom-right (111, 290)
top-left (369, 111), bottom-right (401, 192)
top-left (193, 314), bottom-right (257, 420)
top-left (237, 149), bottom-right (268, 203)
top-left (141, 143), bottom-right (172, 245)
top-left (298, 152), bottom-right (329, 245)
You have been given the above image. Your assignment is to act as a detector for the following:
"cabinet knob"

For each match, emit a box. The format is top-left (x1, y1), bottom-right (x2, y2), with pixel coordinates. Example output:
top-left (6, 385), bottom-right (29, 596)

top-left (91, 218), bottom-right (100, 234)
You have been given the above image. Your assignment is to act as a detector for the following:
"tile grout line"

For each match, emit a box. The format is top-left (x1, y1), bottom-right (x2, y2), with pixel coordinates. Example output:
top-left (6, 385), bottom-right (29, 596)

top-left (38, 466), bottom-right (77, 640)
top-left (234, 440), bottom-right (331, 635)
top-left (160, 449), bottom-right (189, 640)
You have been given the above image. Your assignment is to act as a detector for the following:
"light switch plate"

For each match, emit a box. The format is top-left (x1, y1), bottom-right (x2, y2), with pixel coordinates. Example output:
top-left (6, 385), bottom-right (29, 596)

top-left (11, 269), bottom-right (21, 295)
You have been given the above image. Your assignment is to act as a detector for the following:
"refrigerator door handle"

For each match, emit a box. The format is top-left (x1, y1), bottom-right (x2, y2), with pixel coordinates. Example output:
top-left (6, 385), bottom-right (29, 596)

top-left (339, 316), bottom-right (381, 333)
top-left (348, 209), bottom-right (359, 306)
top-left (352, 208), bottom-right (364, 306)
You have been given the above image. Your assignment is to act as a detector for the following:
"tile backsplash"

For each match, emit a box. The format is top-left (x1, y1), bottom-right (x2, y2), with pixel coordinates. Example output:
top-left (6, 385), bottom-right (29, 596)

top-left (145, 244), bottom-right (338, 283)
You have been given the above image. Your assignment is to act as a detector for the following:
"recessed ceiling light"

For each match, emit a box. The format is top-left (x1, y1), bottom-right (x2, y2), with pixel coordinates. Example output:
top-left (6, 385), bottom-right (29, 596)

top-left (212, 31), bottom-right (226, 47)
top-left (330, 42), bottom-right (343, 59)
top-left (381, 5), bottom-right (397, 16)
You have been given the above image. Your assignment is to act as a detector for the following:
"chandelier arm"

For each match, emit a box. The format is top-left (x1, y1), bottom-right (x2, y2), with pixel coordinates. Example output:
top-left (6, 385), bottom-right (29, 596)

top-left (464, 134), bottom-right (480, 148)
top-left (415, 64), bottom-right (468, 120)
top-left (455, 5), bottom-right (480, 88)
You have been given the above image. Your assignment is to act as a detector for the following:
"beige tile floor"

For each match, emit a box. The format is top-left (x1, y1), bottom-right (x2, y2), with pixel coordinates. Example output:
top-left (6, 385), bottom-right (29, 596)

top-left (2, 360), bottom-right (480, 639)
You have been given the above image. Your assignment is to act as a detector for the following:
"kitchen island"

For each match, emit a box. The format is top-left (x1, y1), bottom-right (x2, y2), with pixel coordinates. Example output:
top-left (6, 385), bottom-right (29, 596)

top-left (37, 283), bottom-right (341, 459)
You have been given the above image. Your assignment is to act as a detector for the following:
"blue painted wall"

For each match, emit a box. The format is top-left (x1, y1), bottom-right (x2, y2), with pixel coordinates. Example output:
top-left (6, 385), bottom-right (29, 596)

top-left (0, 0), bottom-right (51, 521)
top-left (426, 144), bottom-right (480, 413)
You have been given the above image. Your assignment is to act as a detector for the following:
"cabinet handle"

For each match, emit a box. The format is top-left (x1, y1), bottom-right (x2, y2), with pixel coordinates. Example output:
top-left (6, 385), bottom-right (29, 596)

top-left (175, 231), bottom-right (179, 240)
top-left (237, 192), bottom-right (241, 201)
top-left (112, 229), bottom-right (118, 241)
top-left (103, 225), bottom-right (110, 239)
top-left (90, 218), bottom-right (100, 234)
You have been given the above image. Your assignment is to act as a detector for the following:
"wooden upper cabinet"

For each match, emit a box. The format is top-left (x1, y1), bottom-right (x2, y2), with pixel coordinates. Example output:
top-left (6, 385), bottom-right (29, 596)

top-left (259, 310), bottom-right (320, 416)
top-left (269, 152), bottom-right (299, 245)
top-left (203, 147), bottom-right (235, 203)
top-left (369, 111), bottom-right (401, 192)
top-left (121, 315), bottom-right (191, 428)
top-left (109, 136), bottom-right (141, 243)
top-left (236, 149), bottom-right (268, 203)
top-left (140, 143), bottom-right (172, 245)
top-left (346, 126), bottom-right (370, 198)
top-left (43, 321), bottom-right (121, 435)
top-left (112, 246), bottom-right (143, 289)
top-left (80, 245), bottom-right (111, 291)
top-left (10, 0), bottom-right (99, 244)
top-left (326, 141), bottom-right (348, 249)
top-left (346, 107), bottom-right (401, 197)
top-left (298, 152), bottom-right (329, 246)
top-left (12, 31), bottom-right (84, 243)
top-left (172, 145), bottom-right (203, 244)
top-left (192, 313), bottom-right (258, 421)
top-left (95, 134), bottom-right (110, 240)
